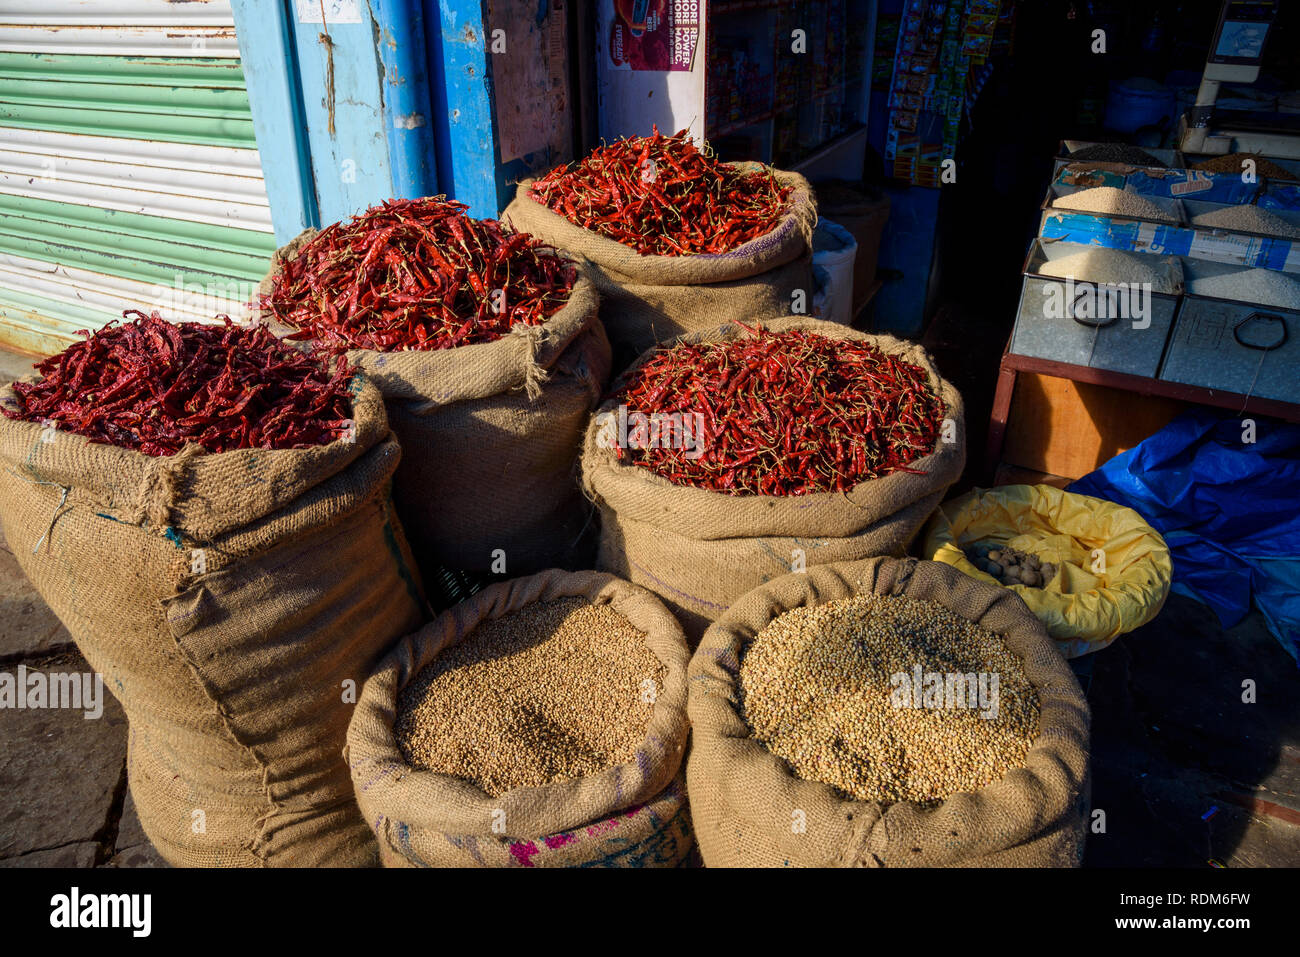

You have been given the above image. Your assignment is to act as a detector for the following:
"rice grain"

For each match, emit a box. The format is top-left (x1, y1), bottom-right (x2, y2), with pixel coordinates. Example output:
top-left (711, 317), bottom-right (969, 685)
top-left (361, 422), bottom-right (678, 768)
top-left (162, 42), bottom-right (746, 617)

top-left (1190, 204), bottom-right (1300, 239)
top-left (1188, 268), bottom-right (1300, 310)
top-left (1038, 246), bottom-right (1175, 292)
top-left (1052, 186), bottom-right (1178, 223)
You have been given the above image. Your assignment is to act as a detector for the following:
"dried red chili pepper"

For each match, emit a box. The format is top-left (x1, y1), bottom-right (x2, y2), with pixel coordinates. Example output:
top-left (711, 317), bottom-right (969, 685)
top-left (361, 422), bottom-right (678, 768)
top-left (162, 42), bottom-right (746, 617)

top-left (3, 311), bottom-right (354, 457)
top-left (530, 127), bottom-right (792, 257)
top-left (260, 196), bottom-right (575, 353)
top-left (611, 326), bottom-right (946, 496)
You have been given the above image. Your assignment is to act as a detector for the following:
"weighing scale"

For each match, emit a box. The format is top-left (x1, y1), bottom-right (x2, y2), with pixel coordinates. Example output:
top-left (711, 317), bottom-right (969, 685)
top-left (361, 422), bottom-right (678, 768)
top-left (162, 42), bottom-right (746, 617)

top-left (1179, 0), bottom-right (1300, 159)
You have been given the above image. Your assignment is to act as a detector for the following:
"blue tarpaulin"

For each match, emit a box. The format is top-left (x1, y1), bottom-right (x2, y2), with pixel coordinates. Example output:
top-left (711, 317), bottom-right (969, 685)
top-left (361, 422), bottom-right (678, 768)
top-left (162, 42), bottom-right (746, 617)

top-left (1071, 409), bottom-right (1300, 664)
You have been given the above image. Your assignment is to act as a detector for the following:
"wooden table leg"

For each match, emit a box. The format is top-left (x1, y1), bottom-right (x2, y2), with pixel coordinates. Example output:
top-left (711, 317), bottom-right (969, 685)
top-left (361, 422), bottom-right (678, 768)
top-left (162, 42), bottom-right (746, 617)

top-left (985, 360), bottom-right (1018, 486)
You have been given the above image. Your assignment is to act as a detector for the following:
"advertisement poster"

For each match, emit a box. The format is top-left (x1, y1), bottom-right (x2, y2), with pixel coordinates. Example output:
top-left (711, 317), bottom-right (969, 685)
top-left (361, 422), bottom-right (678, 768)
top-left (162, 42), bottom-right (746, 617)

top-left (607, 0), bottom-right (700, 71)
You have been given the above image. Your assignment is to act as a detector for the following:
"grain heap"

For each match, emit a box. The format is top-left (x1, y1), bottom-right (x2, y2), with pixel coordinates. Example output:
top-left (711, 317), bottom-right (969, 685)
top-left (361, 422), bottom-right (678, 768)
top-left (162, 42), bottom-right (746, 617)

top-left (1039, 246), bottom-right (1176, 292)
top-left (1069, 143), bottom-right (1167, 167)
top-left (739, 593), bottom-right (1040, 805)
top-left (1191, 153), bottom-right (1295, 180)
top-left (1190, 204), bottom-right (1300, 239)
top-left (1052, 186), bottom-right (1177, 223)
top-left (394, 597), bottom-right (664, 796)
top-left (1189, 267), bottom-right (1300, 310)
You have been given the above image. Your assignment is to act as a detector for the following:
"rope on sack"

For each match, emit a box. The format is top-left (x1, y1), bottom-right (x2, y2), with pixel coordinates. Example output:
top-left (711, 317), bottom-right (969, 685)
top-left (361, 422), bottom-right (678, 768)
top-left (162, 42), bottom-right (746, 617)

top-left (33, 485), bottom-right (70, 554)
top-left (516, 323), bottom-right (552, 401)
top-left (1, 468), bottom-right (73, 554)
top-left (132, 444), bottom-right (203, 529)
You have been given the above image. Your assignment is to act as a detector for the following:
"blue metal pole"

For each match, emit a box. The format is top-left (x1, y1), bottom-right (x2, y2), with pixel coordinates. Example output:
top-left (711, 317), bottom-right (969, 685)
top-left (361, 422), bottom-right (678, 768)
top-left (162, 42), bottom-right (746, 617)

top-left (375, 0), bottom-right (439, 200)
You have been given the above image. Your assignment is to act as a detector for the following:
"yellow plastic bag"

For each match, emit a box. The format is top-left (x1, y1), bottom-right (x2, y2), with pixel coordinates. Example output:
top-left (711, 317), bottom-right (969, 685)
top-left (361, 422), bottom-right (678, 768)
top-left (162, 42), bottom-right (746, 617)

top-left (921, 484), bottom-right (1172, 657)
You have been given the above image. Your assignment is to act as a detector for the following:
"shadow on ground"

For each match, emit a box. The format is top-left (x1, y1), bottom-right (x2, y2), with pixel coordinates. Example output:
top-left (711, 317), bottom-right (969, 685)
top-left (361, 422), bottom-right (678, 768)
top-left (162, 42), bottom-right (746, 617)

top-left (1083, 594), bottom-right (1300, 867)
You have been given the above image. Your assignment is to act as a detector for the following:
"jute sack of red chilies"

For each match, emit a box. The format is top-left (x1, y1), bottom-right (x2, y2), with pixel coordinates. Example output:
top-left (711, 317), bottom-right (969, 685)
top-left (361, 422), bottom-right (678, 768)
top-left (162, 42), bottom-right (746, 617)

top-left (0, 376), bottom-right (427, 867)
top-left (258, 237), bottom-right (611, 576)
top-left (502, 167), bottom-right (817, 368)
top-left (345, 569), bottom-right (694, 867)
top-left (688, 556), bottom-right (1091, 867)
top-left (580, 316), bottom-right (966, 642)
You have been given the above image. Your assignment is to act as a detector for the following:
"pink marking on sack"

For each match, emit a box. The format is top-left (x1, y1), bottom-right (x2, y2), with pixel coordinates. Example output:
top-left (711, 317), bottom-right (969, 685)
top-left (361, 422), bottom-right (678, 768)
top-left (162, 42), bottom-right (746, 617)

top-left (544, 833), bottom-right (577, 850)
top-left (586, 805), bottom-right (644, 837)
top-left (509, 840), bottom-right (541, 867)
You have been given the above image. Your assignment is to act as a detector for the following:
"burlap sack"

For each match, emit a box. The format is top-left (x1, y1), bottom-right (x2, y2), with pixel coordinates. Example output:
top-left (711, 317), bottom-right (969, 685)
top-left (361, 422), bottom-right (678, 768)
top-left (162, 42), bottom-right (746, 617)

top-left (688, 556), bottom-right (1091, 867)
top-left (581, 316), bottom-right (966, 641)
top-left (0, 376), bottom-right (427, 867)
top-left (503, 167), bottom-right (817, 366)
top-left (259, 234), bottom-right (611, 576)
top-left (345, 569), bottom-right (694, 867)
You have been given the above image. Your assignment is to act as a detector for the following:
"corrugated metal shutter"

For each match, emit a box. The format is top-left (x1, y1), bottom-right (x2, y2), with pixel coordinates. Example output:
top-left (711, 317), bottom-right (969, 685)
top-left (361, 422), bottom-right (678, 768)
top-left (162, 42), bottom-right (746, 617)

top-left (0, 0), bottom-right (275, 356)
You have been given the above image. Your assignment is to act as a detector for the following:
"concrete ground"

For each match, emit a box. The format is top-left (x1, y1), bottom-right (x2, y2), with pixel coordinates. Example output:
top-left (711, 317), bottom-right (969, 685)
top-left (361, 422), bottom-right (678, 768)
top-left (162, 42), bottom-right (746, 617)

top-left (0, 347), bottom-right (1296, 867)
top-left (0, 528), bottom-right (166, 868)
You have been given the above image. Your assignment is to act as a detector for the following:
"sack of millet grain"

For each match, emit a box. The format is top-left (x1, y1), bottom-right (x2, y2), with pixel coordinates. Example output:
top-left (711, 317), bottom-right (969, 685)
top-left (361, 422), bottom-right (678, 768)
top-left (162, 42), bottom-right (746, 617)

top-left (346, 569), bottom-right (693, 867)
top-left (581, 316), bottom-right (965, 641)
top-left (0, 340), bottom-right (426, 867)
top-left (688, 556), bottom-right (1091, 867)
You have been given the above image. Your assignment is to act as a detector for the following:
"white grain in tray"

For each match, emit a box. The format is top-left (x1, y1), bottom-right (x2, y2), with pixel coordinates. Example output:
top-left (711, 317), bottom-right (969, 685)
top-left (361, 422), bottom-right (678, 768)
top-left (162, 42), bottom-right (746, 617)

top-left (1038, 246), bottom-right (1175, 293)
top-left (1052, 186), bottom-right (1178, 223)
top-left (1190, 205), bottom-right (1300, 239)
top-left (1188, 268), bottom-right (1300, 310)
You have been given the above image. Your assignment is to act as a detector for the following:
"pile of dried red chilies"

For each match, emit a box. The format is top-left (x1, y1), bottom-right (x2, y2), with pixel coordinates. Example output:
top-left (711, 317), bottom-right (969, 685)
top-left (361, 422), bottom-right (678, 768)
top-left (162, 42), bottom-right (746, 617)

top-left (530, 127), bottom-right (793, 256)
top-left (614, 326), bottom-right (945, 495)
top-left (260, 196), bottom-right (576, 353)
top-left (3, 311), bottom-right (355, 457)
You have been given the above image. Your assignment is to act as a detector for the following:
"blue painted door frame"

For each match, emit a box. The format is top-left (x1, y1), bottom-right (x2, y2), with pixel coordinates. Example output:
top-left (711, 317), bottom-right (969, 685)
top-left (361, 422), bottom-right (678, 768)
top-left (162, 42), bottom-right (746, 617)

top-left (230, 0), bottom-right (318, 243)
top-left (378, 0), bottom-right (440, 201)
top-left (424, 0), bottom-right (500, 219)
top-left (233, 0), bottom-right (505, 234)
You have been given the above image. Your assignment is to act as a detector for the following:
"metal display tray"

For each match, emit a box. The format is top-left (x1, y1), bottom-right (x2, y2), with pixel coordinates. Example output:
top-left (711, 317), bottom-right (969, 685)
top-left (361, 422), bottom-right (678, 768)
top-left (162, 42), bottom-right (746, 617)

top-left (1159, 259), bottom-right (1300, 404)
top-left (1010, 239), bottom-right (1183, 378)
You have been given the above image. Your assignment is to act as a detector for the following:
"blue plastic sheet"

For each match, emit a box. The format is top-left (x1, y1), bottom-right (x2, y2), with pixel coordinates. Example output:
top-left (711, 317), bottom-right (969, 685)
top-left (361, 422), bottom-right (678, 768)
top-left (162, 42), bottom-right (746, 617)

top-left (1259, 184), bottom-right (1300, 212)
top-left (1071, 410), bottom-right (1300, 663)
